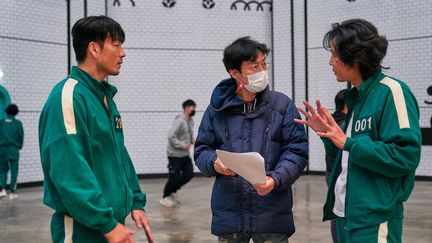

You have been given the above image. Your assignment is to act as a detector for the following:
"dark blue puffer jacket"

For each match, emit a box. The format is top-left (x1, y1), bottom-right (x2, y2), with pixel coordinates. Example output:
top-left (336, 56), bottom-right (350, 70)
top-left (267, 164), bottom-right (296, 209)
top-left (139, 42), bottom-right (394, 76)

top-left (194, 78), bottom-right (308, 236)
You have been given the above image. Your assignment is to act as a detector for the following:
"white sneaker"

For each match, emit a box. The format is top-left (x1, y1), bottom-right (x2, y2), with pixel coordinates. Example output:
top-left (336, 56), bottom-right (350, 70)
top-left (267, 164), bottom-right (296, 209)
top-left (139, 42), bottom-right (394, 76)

top-left (169, 193), bottom-right (180, 204)
top-left (9, 193), bottom-right (18, 200)
top-left (159, 197), bottom-right (176, 207)
top-left (0, 189), bottom-right (6, 198)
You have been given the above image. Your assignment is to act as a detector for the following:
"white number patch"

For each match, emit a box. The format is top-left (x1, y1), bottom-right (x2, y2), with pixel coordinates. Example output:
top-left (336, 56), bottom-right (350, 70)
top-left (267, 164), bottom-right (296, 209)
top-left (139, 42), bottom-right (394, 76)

top-left (354, 117), bottom-right (372, 133)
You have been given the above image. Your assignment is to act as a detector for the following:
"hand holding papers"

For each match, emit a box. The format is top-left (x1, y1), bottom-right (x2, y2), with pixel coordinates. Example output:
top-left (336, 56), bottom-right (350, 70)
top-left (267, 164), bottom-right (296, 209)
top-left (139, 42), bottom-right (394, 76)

top-left (215, 150), bottom-right (266, 184)
top-left (214, 157), bottom-right (236, 176)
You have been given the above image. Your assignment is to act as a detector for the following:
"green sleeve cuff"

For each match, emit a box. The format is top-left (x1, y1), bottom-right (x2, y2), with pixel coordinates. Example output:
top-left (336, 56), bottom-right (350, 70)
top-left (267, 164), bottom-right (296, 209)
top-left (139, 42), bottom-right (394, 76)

top-left (99, 217), bottom-right (118, 235)
top-left (131, 203), bottom-right (145, 211)
top-left (131, 193), bottom-right (147, 211)
top-left (343, 137), bottom-right (355, 151)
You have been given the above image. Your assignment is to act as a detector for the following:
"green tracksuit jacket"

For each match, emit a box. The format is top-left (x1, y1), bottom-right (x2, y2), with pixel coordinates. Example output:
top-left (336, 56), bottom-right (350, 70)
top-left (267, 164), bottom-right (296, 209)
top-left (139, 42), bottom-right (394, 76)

top-left (323, 71), bottom-right (422, 230)
top-left (39, 66), bottom-right (146, 236)
top-left (0, 115), bottom-right (24, 160)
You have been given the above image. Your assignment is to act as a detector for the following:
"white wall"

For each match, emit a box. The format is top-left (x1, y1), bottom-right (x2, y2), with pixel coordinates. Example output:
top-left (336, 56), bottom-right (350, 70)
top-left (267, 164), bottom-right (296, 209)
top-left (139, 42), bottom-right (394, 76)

top-left (106, 0), bottom-right (273, 174)
top-left (0, 0), bottom-right (430, 183)
top-left (0, 1), bottom-right (67, 183)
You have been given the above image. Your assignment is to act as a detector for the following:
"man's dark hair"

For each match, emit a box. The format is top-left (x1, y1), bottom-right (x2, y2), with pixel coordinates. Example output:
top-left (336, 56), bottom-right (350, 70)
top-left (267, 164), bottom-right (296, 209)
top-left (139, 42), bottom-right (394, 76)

top-left (334, 89), bottom-right (348, 112)
top-left (72, 16), bottom-right (125, 63)
top-left (5, 104), bottom-right (18, 116)
top-left (323, 19), bottom-right (388, 80)
top-left (223, 36), bottom-right (269, 72)
top-left (182, 99), bottom-right (196, 109)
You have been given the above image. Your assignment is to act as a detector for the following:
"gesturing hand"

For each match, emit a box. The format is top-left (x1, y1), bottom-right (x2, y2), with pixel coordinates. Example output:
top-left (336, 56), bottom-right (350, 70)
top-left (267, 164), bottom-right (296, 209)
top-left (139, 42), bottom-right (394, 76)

top-left (294, 99), bottom-right (327, 133)
top-left (315, 106), bottom-right (347, 149)
top-left (295, 99), bottom-right (347, 149)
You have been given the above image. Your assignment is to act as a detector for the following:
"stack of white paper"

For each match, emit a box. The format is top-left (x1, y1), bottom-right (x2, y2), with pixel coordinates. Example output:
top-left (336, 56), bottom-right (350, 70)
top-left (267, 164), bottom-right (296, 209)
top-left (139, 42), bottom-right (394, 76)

top-left (215, 149), bottom-right (266, 184)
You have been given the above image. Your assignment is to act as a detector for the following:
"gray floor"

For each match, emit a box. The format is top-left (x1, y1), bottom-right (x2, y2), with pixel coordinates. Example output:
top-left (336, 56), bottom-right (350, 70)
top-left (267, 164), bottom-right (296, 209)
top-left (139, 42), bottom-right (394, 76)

top-left (0, 175), bottom-right (431, 242)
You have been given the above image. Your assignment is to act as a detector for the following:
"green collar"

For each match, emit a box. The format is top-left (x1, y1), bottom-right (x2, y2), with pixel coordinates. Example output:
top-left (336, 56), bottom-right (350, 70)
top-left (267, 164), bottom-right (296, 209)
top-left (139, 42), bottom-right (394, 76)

top-left (344, 71), bottom-right (385, 111)
top-left (357, 71), bottom-right (384, 100)
top-left (69, 66), bottom-right (118, 102)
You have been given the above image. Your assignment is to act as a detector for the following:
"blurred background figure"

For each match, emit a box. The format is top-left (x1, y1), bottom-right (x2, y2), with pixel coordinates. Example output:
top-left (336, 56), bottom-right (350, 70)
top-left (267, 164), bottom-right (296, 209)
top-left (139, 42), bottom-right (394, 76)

top-left (0, 104), bottom-right (24, 200)
top-left (160, 99), bottom-right (196, 207)
top-left (326, 89), bottom-right (348, 183)
top-left (325, 89), bottom-right (348, 243)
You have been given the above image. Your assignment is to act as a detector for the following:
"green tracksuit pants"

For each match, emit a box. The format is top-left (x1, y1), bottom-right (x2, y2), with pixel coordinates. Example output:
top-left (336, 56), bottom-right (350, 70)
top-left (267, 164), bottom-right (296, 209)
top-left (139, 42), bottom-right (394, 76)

top-left (0, 156), bottom-right (18, 192)
top-left (51, 212), bottom-right (125, 243)
top-left (336, 217), bottom-right (403, 243)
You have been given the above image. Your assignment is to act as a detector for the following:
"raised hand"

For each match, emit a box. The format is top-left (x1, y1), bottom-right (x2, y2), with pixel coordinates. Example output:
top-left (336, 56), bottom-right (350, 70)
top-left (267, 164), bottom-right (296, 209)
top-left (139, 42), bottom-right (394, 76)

top-left (294, 99), bottom-right (327, 133)
top-left (315, 106), bottom-right (347, 149)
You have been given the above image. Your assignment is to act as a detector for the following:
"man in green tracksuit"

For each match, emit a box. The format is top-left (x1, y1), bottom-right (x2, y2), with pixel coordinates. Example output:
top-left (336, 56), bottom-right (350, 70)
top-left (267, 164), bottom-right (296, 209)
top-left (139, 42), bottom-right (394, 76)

top-left (39, 16), bottom-right (154, 243)
top-left (0, 104), bottom-right (24, 200)
top-left (296, 19), bottom-right (422, 242)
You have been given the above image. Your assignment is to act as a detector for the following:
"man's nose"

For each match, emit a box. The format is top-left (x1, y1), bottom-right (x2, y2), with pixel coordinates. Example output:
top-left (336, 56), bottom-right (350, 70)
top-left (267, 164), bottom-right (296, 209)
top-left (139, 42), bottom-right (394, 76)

top-left (120, 47), bottom-right (126, 57)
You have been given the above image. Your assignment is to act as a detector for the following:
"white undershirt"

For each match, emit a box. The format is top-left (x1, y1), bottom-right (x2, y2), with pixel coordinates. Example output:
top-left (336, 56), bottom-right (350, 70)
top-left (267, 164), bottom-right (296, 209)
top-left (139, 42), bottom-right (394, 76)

top-left (333, 113), bottom-right (353, 217)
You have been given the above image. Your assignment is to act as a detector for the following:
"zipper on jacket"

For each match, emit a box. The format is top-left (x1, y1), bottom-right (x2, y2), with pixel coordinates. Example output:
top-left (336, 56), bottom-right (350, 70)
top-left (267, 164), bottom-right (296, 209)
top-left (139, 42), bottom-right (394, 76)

top-left (262, 126), bottom-right (270, 171)
top-left (105, 92), bottom-right (130, 217)
top-left (343, 97), bottom-right (358, 223)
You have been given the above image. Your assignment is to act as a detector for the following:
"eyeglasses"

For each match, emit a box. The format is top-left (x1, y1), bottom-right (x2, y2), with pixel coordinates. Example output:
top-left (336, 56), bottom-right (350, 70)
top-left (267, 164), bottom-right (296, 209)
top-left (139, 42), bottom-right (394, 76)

top-left (241, 63), bottom-right (270, 72)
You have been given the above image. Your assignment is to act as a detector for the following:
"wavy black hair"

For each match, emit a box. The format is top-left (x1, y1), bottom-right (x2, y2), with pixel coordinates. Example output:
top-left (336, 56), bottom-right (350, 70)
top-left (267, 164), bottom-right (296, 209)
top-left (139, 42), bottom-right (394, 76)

top-left (323, 19), bottom-right (388, 80)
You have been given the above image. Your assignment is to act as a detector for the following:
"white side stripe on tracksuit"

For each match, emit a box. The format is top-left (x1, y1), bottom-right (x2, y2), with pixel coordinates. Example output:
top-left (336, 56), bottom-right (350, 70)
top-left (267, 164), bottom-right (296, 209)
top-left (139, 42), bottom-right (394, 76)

top-left (380, 77), bottom-right (410, 129)
top-left (61, 78), bottom-right (78, 135)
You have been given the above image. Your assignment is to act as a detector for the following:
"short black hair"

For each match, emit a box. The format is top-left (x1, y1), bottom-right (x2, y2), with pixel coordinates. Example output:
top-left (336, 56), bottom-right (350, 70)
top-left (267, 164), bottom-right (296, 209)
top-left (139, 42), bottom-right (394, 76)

top-left (5, 104), bottom-right (18, 116)
top-left (182, 99), bottom-right (196, 109)
top-left (323, 19), bottom-right (388, 80)
top-left (334, 89), bottom-right (348, 112)
top-left (223, 36), bottom-right (269, 72)
top-left (72, 16), bottom-right (125, 63)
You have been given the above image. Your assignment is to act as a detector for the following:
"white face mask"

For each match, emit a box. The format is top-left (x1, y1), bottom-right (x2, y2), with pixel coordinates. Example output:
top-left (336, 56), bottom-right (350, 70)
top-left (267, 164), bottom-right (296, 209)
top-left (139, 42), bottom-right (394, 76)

top-left (243, 70), bottom-right (269, 93)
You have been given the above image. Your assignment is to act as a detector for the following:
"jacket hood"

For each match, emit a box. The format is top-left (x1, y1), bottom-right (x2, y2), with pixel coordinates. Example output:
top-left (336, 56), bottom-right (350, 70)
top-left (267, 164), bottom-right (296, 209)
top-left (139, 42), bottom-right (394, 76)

top-left (210, 78), bottom-right (269, 112)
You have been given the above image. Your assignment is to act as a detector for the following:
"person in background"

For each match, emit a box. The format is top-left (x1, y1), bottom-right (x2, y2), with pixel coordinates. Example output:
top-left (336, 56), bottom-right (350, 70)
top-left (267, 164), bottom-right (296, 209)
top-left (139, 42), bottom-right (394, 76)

top-left (0, 104), bottom-right (24, 200)
top-left (325, 89), bottom-right (348, 243)
top-left (38, 16), bottom-right (153, 243)
top-left (194, 36), bottom-right (308, 242)
top-left (159, 99), bottom-right (196, 207)
top-left (295, 19), bottom-right (422, 243)
top-left (325, 89), bottom-right (348, 184)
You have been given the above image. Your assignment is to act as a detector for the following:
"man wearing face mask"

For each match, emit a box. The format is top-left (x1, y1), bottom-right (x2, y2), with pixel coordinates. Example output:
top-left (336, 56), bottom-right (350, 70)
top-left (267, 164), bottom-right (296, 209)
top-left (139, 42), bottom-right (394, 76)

top-left (160, 99), bottom-right (196, 207)
top-left (194, 37), bottom-right (308, 242)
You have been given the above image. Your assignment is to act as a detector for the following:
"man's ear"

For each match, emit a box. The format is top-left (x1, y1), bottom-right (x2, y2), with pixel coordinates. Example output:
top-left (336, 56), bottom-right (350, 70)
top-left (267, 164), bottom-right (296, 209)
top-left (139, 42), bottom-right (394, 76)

top-left (228, 69), bottom-right (244, 84)
top-left (87, 41), bottom-right (100, 59)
